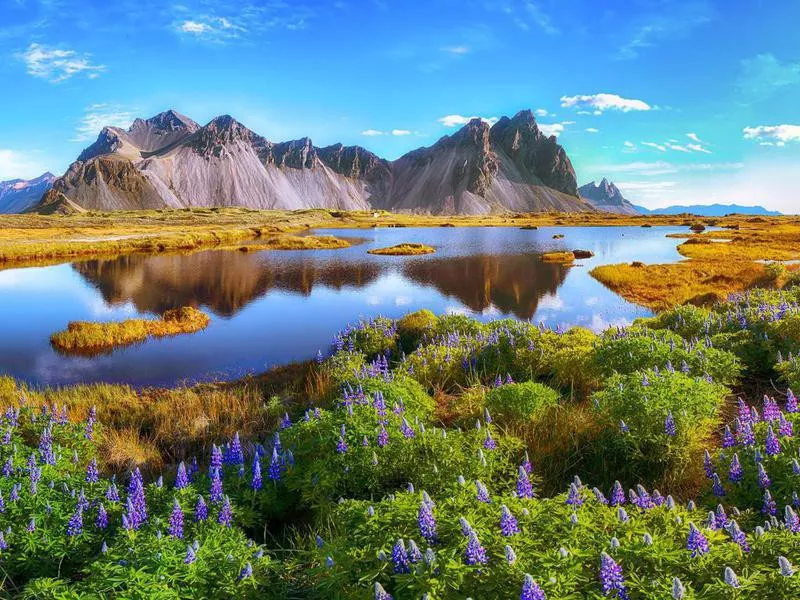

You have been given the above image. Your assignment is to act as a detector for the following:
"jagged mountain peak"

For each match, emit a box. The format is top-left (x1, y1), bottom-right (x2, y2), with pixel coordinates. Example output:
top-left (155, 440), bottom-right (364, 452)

top-left (579, 178), bottom-right (639, 215)
top-left (130, 109), bottom-right (199, 134)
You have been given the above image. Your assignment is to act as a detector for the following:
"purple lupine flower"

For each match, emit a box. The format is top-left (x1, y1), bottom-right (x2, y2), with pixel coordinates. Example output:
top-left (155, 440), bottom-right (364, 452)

top-left (106, 482), bottom-right (120, 503)
top-left (664, 412), bottom-right (676, 436)
top-left (210, 444), bottom-right (223, 471)
top-left (522, 451), bottom-right (532, 474)
top-left (377, 425), bottom-right (389, 448)
top-left (483, 429), bottom-right (497, 450)
top-left (84, 458), bottom-right (99, 484)
top-left (475, 480), bottom-right (491, 503)
top-left (418, 501), bottom-right (437, 543)
top-left (26, 518), bottom-right (35, 533)
top-left (566, 483), bottom-right (582, 507)
top-left (38, 427), bottom-right (55, 465)
top-left (703, 450), bottom-right (714, 478)
top-left (175, 462), bottom-right (189, 489)
top-left (238, 562), bottom-right (254, 580)
top-left (762, 490), bottom-right (777, 515)
top-left (785, 506), bottom-right (800, 533)
top-left (520, 574), bottom-right (546, 600)
top-left (764, 396), bottom-right (780, 421)
top-left (737, 420), bottom-right (755, 446)
top-left (779, 556), bottom-right (794, 577)
top-left (729, 453), bottom-right (742, 483)
top-left (168, 498), bottom-right (184, 539)
top-left (226, 432), bottom-right (244, 465)
top-left (758, 464), bottom-right (771, 489)
top-left (517, 467), bottom-right (534, 499)
top-left (374, 582), bottom-right (392, 600)
top-left (184, 545), bottom-right (197, 564)
top-left (336, 436), bottom-right (348, 454)
top-left (726, 520), bottom-right (750, 552)
top-left (599, 552), bottom-right (628, 599)
top-left (459, 516), bottom-right (473, 536)
top-left (465, 531), bottom-right (488, 565)
top-left (687, 522), bottom-right (709, 557)
top-left (268, 447), bottom-right (281, 481)
top-left (724, 567), bottom-right (740, 588)
top-left (765, 425), bottom-right (781, 456)
top-left (407, 540), bottom-right (422, 564)
top-left (500, 505), bottom-right (520, 536)
top-left (95, 503), bottom-right (108, 529)
top-left (194, 495), bottom-right (208, 522)
top-left (391, 539), bottom-right (410, 574)
top-left (711, 474), bottom-right (725, 497)
top-left (400, 417), bottom-right (415, 438)
top-left (714, 505), bottom-right (728, 529)
top-left (721, 426), bottom-right (735, 448)
top-left (66, 507), bottom-right (83, 537)
top-left (787, 389), bottom-right (798, 413)
top-left (0, 531), bottom-right (7, 551)
top-left (280, 412), bottom-right (292, 430)
top-left (505, 544), bottom-right (517, 565)
top-left (619, 420), bottom-right (629, 433)
top-left (251, 456), bottom-right (262, 491)
top-left (779, 413), bottom-right (793, 437)
top-left (609, 481), bottom-right (625, 506)
top-left (217, 496), bottom-right (233, 527)
top-left (210, 469), bottom-right (223, 503)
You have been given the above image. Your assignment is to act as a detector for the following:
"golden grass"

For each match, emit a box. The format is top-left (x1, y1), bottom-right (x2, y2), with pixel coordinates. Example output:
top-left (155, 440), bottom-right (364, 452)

top-left (590, 260), bottom-right (770, 310)
top-left (237, 234), bottom-right (351, 251)
top-left (541, 251), bottom-right (575, 264)
top-left (50, 306), bottom-right (210, 355)
top-left (367, 243), bottom-right (435, 256)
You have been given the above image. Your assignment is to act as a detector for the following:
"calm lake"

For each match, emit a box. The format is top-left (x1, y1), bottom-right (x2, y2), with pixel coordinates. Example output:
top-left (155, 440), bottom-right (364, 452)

top-left (0, 226), bottom-right (690, 388)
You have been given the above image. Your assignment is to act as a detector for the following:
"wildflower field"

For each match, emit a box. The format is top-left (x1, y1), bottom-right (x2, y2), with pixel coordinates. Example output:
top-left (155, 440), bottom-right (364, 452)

top-left (3, 288), bottom-right (800, 598)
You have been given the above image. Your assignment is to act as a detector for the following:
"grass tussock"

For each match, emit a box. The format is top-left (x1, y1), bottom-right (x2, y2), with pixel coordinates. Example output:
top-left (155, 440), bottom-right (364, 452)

top-left (237, 234), bottom-right (351, 251)
top-left (590, 260), bottom-right (769, 310)
top-left (50, 306), bottom-right (210, 355)
top-left (540, 251), bottom-right (575, 263)
top-left (367, 243), bottom-right (435, 256)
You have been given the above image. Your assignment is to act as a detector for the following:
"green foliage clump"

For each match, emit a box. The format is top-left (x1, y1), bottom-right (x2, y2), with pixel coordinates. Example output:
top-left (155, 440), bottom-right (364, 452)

top-left (636, 304), bottom-right (711, 339)
top-left (588, 370), bottom-right (727, 489)
top-left (593, 328), bottom-right (741, 386)
top-left (486, 381), bottom-right (559, 425)
top-left (396, 309), bottom-right (438, 352)
top-left (333, 317), bottom-right (397, 358)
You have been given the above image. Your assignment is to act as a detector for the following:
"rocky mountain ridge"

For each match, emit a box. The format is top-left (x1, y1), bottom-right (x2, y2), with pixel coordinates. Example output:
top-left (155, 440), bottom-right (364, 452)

top-left (0, 172), bottom-right (56, 214)
top-left (578, 178), bottom-right (639, 215)
top-left (35, 109), bottom-right (592, 215)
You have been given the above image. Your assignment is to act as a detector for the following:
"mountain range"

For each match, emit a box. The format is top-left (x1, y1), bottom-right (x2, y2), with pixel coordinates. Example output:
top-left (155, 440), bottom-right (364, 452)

top-left (578, 178), bottom-right (639, 215)
top-left (632, 203), bottom-right (782, 216)
top-left (36, 109), bottom-right (593, 215)
top-left (0, 172), bottom-right (56, 214)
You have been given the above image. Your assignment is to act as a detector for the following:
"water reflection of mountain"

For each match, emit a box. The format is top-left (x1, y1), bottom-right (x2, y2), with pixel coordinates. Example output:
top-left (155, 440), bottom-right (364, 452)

top-left (403, 254), bottom-right (568, 320)
top-left (72, 251), bottom-right (382, 316)
top-left (72, 250), bottom-right (569, 320)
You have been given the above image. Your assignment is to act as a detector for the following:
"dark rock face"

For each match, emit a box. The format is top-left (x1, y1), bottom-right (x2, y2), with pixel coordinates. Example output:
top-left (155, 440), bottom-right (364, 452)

top-left (0, 172), bottom-right (56, 214)
top-left (579, 179), bottom-right (640, 215)
top-left (36, 108), bottom-right (592, 215)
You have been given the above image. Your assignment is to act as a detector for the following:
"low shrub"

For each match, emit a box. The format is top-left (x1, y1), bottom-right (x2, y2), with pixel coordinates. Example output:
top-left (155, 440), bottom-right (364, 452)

top-left (485, 381), bottom-right (559, 425)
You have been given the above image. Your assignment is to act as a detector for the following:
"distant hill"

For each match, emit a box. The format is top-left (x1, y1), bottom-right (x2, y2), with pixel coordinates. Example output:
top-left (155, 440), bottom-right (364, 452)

top-left (633, 203), bottom-right (782, 216)
top-left (35, 108), bottom-right (594, 215)
top-left (578, 179), bottom-right (639, 215)
top-left (0, 172), bottom-right (55, 213)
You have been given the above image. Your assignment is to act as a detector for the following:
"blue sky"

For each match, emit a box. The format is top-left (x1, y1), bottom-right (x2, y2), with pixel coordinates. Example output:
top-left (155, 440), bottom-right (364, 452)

top-left (1, 0), bottom-right (799, 211)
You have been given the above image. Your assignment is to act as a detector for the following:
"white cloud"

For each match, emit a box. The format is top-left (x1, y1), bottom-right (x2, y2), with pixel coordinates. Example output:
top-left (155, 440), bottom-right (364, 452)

top-left (19, 43), bottom-right (105, 83)
top-left (538, 123), bottom-right (564, 137)
top-left (391, 129), bottom-right (412, 136)
top-left (686, 133), bottom-right (702, 143)
top-left (585, 127), bottom-right (599, 133)
top-left (0, 149), bottom-right (50, 180)
top-left (441, 45), bottom-right (470, 55)
top-left (598, 161), bottom-right (744, 176)
top-left (176, 16), bottom-right (246, 41)
top-left (666, 143), bottom-right (691, 153)
top-left (525, 2), bottom-right (560, 35)
top-left (438, 114), bottom-right (499, 127)
top-left (743, 125), bottom-right (800, 144)
top-left (686, 143), bottom-right (712, 154)
top-left (535, 108), bottom-right (549, 117)
top-left (624, 141), bottom-right (636, 148)
top-left (641, 141), bottom-right (666, 152)
top-left (560, 93), bottom-right (651, 113)
top-left (616, 181), bottom-right (677, 191)
top-left (361, 129), bottom-right (384, 136)
top-left (72, 104), bottom-right (137, 142)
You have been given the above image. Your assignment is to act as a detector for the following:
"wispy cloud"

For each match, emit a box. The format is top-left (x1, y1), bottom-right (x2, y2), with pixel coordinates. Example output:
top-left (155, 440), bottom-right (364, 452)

top-left (361, 129), bottom-right (384, 136)
top-left (172, 2), bottom-right (315, 43)
top-left (616, 2), bottom-right (713, 60)
top-left (440, 45), bottom-right (470, 55)
top-left (686, 143), bottom-right (711, 154)
top-left (72, 104), bottom-right (137, 142)
top-left (524, 2), bottom-right (560, 35)
top-left (737, 54), bottom-right (800, 103)
top-left (438, 114), bottom-right (498, 127)
top-left (391, 129), bottom-right (411, 136)
top-left (0, 149), bottom-right (50, 180)
top-left (686, 133), bottom-right (702, 143)
top-left (743, 124), bottom-right (800, 146)
top-left (560, 93), bottom-right (651, 114)
top-left (18, 43), bottom-right (105, 83)
top-left (641, 141), bottom-right (666, 152)
top-left (585, 127), bottom-right (599, 133)
top-left (361, 128), bottom-right (414, 136)
top-left (600, 161), bottom-right (743, 176)
top-left (535, 108), bottom-right (550, 117)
